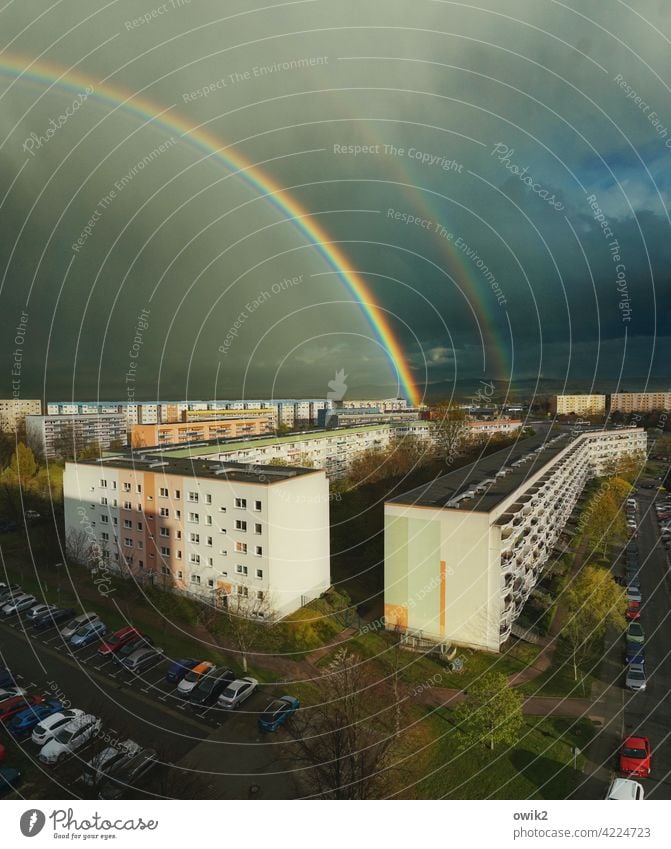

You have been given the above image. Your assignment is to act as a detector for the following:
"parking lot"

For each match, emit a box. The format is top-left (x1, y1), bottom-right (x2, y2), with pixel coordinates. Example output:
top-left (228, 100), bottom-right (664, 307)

top-left (0, 611), bottom-right (303, 799)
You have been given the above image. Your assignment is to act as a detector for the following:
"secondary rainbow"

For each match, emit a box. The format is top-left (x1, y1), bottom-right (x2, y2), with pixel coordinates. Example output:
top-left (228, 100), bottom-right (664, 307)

top-left (0, 53), bottom-right (421, 405)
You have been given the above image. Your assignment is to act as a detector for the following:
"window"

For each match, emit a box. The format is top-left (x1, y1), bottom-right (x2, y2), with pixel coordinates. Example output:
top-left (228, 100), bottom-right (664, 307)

top-left (138, 560), bottom-right (144, 569)
top-left (123, 482), bottom-right (131, 492)
top-left (101, 532), bottom-right (109, 542)
top-left (176, 550), bottom-right (182, 560)
top-left (256, 591), bottom-right (264, 600)
top-left (256, 568), bottom-right (263, 579)
top-left (255, 546), bottom-right (263, 556)
top-left (137, 522), bottom-right (143, 531)
top-left (190, 574), bottom-right (201, 584)
top-left (219, 506), bottom-right (227, 513)
top-left (177, 570), bottom-right (183, 579)
top-left (205, 515), bottom-right (212, 526)
top-left (159, 507), bottom-right (169, 517)
top-left (236, 564), bottom-right (248, 575)
top-left (188, 512), bottom-right (199, 523)
top-left (235, 542), bottom-right (247, 554)
top-left (254, 523), bottom-right (262, 534)
top-left (238, 585), bottom-right (249, 596)
top-left (101, 514), bottom-right (109, 524)
top-left (123, 500), bottom-right (132, 510)
top-left (111, 481), bottom-right (117, 489)
top-left (235, 498), bottom-right (247, 509)
top-left (207, 557), bottom-right (214, 567)
top-left (254, 500), bottom-right (262, 512)
top-left (188, 491), bottom-right (199, 503)
top-left (136, 484), bottom-right (142, 494)
top-left (160, 546), bottom-right (170, 556)
top-left (175, 489), bottom-right (181, 499)
top-left (205, 494), bottom-right (212, 504)
top-left (124, 538), bottom-right (133, 547)
top-left (159, 487), bottom-right (168, 497)
top-left (189, 553), bottom-right (201, 565)
top-left (123, 519), bottom-right (132, 529)
top-left (208, 578), bottom-right (214, 588)
top-left (235, 520), bottom-right (247, 531)
top-left (100, 496), bottom-right (108, 506)
top-left (159, 527), bottom-right (170, 538)
top-left (175, 530), bottom-right (182, 540)
top-left (189, 532), bottom-right (200, 543)
top-left (206, 536), bottom-right (212, 546)
top-left (137, 541), bottom-right (143, 550)
top-left (112, 517), bottom-right (117, 525)
top-left (100, 479), bottom-right (107, 488)
top-left (161, 565), bottom-right (170, 576)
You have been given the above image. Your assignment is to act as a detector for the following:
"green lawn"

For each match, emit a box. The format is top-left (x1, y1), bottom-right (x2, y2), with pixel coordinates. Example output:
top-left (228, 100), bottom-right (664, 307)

top-left (401, 712), bottom-right (593, 799)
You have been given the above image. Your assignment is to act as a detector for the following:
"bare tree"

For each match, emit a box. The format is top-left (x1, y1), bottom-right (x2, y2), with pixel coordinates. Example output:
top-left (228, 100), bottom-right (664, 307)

top-left (292, 648), bottom-right (400, 799)
top-left (429, 403), bottom-right (467, 461)
top-left (65, 527), bottom-right (91, 566)
top-left (219, 588), bottom-right (276, 673)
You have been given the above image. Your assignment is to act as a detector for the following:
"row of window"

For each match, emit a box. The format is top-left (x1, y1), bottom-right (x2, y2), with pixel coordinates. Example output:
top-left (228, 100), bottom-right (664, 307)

top-left (101, 482), bottom-right (263, 514)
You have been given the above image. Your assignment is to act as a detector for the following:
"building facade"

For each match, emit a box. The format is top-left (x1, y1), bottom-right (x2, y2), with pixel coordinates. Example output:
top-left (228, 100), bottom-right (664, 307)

top-left (555, 395), bottom-right (607, 416)
top-left (0, 399), bottom-right (42, 432)
top-left (384, 427), bottom-right (646, 652)
top-left (609, 392), bottom-right (671, 414)
top-left (63, 458), bottom-right (330, 619)
top-left (26, 414), bottom-right (127, 459)
top-left (131, 416), bottom-right (274, 448)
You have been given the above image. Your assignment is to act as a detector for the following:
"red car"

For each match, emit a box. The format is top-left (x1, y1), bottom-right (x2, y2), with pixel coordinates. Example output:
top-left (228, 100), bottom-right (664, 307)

top-left (626, 601), bottom-right (641, 621)
top-left (97, 626), bottom-right (142, 657)
top-left (620, 736), bottom-right (651, 778)
top-left (0, 695), bottom-right (45, 723)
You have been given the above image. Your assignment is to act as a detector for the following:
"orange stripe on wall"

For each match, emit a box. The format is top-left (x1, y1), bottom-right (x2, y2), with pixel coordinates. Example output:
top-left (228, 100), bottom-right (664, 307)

top-left (440, 560), bottom-right (446, 637)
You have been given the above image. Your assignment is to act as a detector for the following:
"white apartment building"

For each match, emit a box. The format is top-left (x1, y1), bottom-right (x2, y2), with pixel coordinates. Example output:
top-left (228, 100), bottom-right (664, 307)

top-left (26, 414), bottom-right (128, 459)
top-left (0, 398), bottom-right (41, 432)
top-left (384, 427), bottom-right (646, 653)
top-left (610, 392), bottom-right (671, 414)
top-left (341, 398), bottom-right (409, 411)
top-left (555, 394), bottom-right (607, 416)
top-left (63, 457), bottom-right (330, 619)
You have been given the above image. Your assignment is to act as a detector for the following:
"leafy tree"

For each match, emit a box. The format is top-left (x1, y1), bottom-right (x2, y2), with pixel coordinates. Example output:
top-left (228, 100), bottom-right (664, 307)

top-left (563, 564), bottom-right (626, 682)
top-left (454, 671), bottom-right (524, 751)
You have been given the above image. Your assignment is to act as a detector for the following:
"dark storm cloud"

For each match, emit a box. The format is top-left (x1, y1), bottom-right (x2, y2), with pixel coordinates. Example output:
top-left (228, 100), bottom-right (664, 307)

top-left (1, 0), bottom-right (669, 401)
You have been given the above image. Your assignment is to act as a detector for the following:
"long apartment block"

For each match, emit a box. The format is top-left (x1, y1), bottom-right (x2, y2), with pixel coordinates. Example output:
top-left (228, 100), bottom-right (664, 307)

top-left (384, 427), bottom-right (647, 653)
top-left (63, 457), bottom-right (330, 619)
top-left (26, 413), bottom-right (128, 459)
top-left (130, 415), bottom-right (274, 448)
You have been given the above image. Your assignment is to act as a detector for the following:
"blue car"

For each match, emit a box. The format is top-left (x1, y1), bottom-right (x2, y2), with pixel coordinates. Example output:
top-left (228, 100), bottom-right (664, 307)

top-left (70, 620), bottom-right (107, 647)
top-left (625, 642), bottom-right (645, 665)
top-left (7, 699), bottom-right (63, 736)
top-left (165, 658), bottom-right (198, 684)
top-left (0, 766), bottom-right (21, 797)
top-left (258, 695), bottom-right (300, 732)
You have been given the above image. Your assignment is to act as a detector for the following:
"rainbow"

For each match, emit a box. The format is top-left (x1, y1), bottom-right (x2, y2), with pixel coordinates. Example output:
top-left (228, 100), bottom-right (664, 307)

top-left (0, 53), bottom-right (422, 405)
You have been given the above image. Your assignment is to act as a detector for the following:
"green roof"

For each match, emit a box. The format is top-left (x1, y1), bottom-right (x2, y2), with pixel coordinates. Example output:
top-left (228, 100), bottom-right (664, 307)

top-left (152, 422), bottom-right (422, 459)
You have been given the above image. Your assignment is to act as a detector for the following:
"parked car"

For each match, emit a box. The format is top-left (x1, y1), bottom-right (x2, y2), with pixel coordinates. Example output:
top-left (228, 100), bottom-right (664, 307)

top-left (81, 739), bottom-right (141, 787)
top-left (1, 593), bottom-right (37, 616)
top-left (619, 736), bottom-right (651, 778)
top-left (33, 607), bottom-right (76, 632)
top-left (97, 627), bottom-right (143, 657)
top-left (176, 661), bottom-right (214, 696)
top-left (98, 749), bottom-right (157, 799)
top-left (258, 695), bottom-right (300, 732)
top-left (25, 603), bottom-right (57, 622)
top-left (0, 766), bottom-right (22, 797)
top-left (0, 694), bottom-right (45, 723)
top-left (69, 620), bottom-right (107, 648)
top-left (627, 622), bottom-right (645, 644)
top-left (626, 601), bottom-right (641, 620)
top-left (60, 612), bottom-right (100, 639)
top-left (189, 667), bottom-right (235, 706)
top-left (7, 699), bottom-right (63, 736)
top-left (606, 777), bottom-right (644, 800)
top-left (626, 498), bottom-right (637, 508)
top-left (24, 510), bottom-right (40, 520)
top-left (120, 646), bottom-right (163, 674)
top-left (625, 643), bottom-right (645, 665)
top-left (32, 709), bottom-right (85, 746)
top-left (217, 677), bottom-right (258, 710)
top-left (0, 687), bottom-right (27, 700)
top-left (38, 714), bottom-right (102, 764)
top-left (0, 668), bottom-right (16, 689)
top-left (113, 636), bottom-right (154, 664)
top-left (165, 658), bottom-right (198, 684)
top-left (626, 587), bottom-right (642, 603)
top-left (0, 584), bottom-right (21, 603)
top-left (625, 663), bottom-right (647, 692)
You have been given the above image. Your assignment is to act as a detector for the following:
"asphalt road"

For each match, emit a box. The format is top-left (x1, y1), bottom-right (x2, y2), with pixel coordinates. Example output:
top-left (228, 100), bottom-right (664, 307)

top-left (621, 487), bottom-right (671, 799)
top-left (0, 616), bottom-right (301, 799)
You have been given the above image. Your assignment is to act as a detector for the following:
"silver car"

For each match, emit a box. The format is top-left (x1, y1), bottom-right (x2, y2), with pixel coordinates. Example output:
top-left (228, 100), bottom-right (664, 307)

top-left (1, 593), bottom-right (37, 616)
top-left (625, 663), bottom-right (646, 692)
top-left (121, 646), bottom-right (163, 674)
top-left (60, 612), bottom-right (99, 638)
top-left (217, 677), bottom-right (258, 710)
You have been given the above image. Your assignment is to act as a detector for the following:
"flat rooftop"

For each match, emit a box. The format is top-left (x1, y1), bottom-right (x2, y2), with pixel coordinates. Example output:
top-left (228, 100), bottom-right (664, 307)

top-left (387, 426), bottom-right (574, 513)
top-left (72, 456), bottom-right (319, 484)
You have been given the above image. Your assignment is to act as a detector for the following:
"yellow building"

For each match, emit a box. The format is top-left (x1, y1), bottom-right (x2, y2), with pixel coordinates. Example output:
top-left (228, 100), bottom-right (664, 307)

top-left (555, 394), bottom-right (606, 416)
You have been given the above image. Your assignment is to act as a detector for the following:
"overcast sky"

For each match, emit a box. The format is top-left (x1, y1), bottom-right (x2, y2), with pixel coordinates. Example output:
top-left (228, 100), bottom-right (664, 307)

top-left (1, 0), bottom-right (669, 403)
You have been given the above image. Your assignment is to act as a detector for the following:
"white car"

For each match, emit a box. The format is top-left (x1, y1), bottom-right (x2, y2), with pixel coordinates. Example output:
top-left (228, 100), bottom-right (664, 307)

top-left (0, 687), bottom-right (28, 700)
top-left (1, 594), bottom-right (37, 616)
top-left (24, 510), bottom-right (40, 520)
top-left (38, 714), bottom-right (101, 764)
top-left (31, 709), bottom-right (84, 746)
top-left (60, 612), bottom-right (99, 638)
top-left (606, 778), bottom-right (644, 800)
top-left (217, 677), bottom-right (258, 710)
top-left (26, 603), bottom-right (57, 621)
top-left (176, 661), bottom-right (214, 696)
